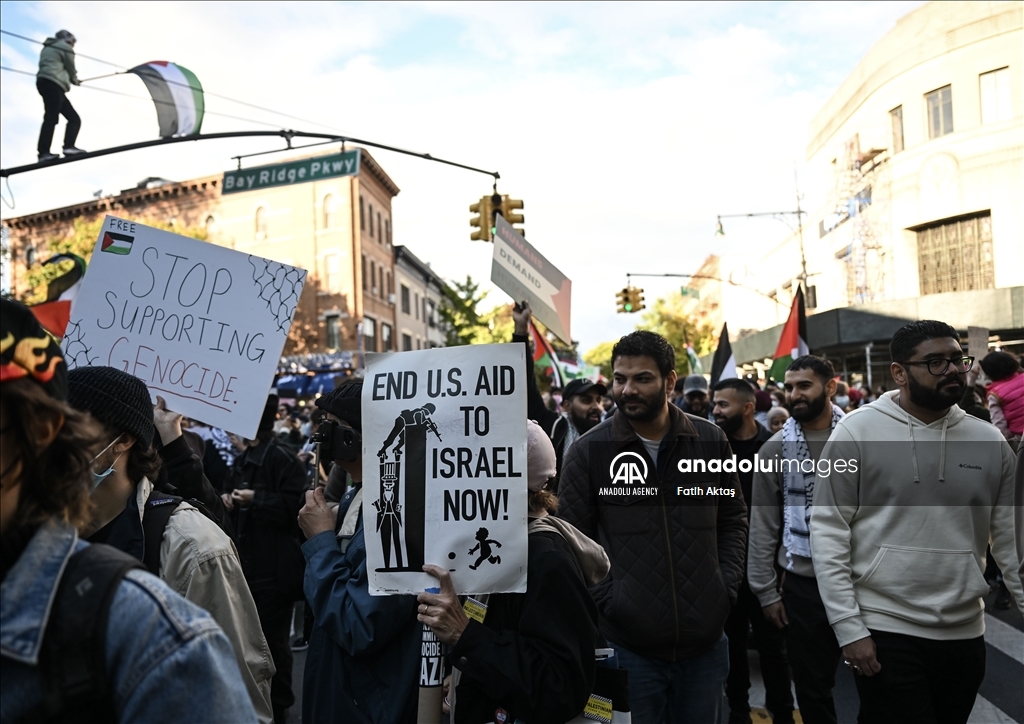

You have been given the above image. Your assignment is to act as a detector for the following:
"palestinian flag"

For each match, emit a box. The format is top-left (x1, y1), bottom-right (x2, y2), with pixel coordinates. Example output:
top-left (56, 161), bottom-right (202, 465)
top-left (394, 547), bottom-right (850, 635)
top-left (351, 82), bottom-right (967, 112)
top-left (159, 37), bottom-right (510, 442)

top-left (710, 322), bottom-right (738, 388)
top-left (686, 344), bottom-right (703, 376)
top-left (769, 286), bottom-right (809, 381)
top-left (528, 321), bottom-right (565, 389)
top-left (101, 231), bottom-right (134, 255)
top-left (128, 61), bottom-right (205, 137)
top-left (29, 253), bottom-right (86, 338)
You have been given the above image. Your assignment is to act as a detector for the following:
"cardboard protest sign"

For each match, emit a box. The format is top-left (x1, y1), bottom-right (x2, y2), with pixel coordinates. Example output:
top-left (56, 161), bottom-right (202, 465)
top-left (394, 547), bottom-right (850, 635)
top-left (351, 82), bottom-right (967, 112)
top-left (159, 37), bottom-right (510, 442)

top-left (362, 344), bottom-right (528, 596)
top-left (62, 216), bottom-right (306, 438)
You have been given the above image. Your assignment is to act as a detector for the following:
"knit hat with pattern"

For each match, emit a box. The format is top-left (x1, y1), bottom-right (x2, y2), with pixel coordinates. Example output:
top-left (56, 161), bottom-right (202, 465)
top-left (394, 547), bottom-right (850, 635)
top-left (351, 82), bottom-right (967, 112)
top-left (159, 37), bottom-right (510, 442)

top-left (67, 366), bottom-right (155, 448)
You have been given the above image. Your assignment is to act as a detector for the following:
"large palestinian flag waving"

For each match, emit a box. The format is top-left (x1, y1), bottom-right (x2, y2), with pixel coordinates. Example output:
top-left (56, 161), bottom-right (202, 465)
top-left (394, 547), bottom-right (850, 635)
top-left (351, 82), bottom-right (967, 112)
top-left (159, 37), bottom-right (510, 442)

top-left (769, 287), bottom-right (809, 381)
top-left (128, 61), bottom-right (205, 137)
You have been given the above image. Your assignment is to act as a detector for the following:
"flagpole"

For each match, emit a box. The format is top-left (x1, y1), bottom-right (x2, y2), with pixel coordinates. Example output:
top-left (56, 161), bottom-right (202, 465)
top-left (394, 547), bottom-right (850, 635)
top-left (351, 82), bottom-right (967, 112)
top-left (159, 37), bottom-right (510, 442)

top-left (78, 72), bottom-right (123, 83)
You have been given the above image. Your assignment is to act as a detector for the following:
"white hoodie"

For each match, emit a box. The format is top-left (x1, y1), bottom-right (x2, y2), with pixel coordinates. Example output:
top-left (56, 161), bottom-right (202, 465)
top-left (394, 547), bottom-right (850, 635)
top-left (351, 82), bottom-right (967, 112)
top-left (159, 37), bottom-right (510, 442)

top-left (810, 391), bottom-right (1022, 647)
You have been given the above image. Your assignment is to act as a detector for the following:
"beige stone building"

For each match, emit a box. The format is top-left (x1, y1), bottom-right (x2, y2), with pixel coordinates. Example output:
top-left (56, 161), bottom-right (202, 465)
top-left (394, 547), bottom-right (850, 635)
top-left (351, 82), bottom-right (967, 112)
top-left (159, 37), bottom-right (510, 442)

top-left (3, 148), bottom-right (404, 358)
top-left (699, 1), bottom-right (1024, 379)
top-left (393, 245), bottom-right (447, 351)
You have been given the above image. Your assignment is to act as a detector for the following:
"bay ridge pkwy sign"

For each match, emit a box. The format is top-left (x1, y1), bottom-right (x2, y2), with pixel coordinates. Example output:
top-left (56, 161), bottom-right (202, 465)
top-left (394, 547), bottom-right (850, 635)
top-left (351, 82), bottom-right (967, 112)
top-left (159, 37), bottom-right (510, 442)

top-left (222, 149), bottom-right (361, 194)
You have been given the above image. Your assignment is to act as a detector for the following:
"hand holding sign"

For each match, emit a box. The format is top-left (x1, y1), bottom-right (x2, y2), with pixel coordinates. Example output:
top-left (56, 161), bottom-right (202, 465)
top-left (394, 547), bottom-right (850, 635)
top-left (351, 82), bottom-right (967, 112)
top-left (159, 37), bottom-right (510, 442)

top-left (417, 565), bottom-right (469, 646)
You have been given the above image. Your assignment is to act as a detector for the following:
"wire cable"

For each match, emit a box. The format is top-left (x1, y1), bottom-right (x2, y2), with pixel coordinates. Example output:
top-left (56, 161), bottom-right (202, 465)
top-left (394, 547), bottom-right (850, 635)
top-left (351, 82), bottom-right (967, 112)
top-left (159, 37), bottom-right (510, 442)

top-left (1, 29), bottom-right (344, 133)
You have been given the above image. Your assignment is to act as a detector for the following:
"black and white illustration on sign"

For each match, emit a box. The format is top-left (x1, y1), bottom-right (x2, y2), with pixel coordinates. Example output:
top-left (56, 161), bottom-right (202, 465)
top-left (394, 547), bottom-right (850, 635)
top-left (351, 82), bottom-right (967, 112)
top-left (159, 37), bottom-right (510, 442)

top-left (375, 403), bottom-right (443, 571)
top-left (363, 344), bottom-right (528, 596)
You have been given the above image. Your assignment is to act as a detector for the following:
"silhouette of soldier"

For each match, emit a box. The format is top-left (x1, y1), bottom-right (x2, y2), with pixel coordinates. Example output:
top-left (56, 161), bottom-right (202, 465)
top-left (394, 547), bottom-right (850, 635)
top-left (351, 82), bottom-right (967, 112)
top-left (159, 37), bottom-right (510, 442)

top-left (468, 527), bottom-right (502, 570)
top-left (377, 403), bottom-right (442, 462)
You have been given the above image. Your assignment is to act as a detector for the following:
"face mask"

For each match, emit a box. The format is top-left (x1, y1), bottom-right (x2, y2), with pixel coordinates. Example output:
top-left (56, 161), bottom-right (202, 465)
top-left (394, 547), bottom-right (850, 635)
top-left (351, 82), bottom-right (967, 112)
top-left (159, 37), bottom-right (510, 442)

top-left (90, 434), bottom-right (124, 492)
top-left (834, 396), bottom-right (850, 409)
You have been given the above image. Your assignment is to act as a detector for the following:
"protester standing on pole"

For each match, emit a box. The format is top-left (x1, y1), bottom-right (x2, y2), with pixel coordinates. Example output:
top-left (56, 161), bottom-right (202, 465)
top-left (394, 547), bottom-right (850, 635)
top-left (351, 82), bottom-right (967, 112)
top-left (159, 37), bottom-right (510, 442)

top-left (36, 29), bottom-right (85, 162)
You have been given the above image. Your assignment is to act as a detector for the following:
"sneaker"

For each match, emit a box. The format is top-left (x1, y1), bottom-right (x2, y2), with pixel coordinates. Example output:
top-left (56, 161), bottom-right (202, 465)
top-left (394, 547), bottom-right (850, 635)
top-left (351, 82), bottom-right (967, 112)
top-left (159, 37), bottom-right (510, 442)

top-left (62, 146), bottom-right (87, 155)
top-left (38, 152), bottom-right (59, 162)
top-left (290, 636), bottom-right (309, 652)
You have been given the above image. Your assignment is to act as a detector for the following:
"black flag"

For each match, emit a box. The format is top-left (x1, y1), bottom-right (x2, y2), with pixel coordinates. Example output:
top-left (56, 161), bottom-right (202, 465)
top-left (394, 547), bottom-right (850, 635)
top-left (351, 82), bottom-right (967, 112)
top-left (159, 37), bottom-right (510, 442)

top-left (710, 322), bottom-right (738, 388)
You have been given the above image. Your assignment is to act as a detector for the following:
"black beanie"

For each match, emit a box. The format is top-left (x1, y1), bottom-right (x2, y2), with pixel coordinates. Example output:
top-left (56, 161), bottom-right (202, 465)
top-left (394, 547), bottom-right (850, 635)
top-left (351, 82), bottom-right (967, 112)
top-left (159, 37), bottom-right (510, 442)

top-left (259, 394), bottom-right (280, 434)
top-left (0, 298), bottom-right (68, 401)
top-left (316, 379), bottom-right (363, 431)
top-left (67, 366), bottom-right (155, 448)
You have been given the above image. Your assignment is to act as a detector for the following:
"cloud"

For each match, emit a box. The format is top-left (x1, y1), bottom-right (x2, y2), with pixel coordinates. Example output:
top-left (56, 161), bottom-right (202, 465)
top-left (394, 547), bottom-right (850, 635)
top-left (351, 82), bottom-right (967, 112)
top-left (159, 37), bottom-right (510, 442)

top-left (1, 0), bottom-right (924, 351)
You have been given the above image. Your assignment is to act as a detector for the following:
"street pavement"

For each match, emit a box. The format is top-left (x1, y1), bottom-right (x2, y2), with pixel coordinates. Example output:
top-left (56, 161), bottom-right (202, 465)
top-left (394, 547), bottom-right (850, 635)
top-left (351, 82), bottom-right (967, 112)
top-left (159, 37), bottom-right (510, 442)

top-left (288, 587), bottom-right (1023, 724)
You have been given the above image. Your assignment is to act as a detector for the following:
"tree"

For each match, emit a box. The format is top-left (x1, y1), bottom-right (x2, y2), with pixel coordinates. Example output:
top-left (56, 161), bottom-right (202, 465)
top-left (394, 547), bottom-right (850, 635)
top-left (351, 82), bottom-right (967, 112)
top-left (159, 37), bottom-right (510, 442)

top-left (638, 291), bottom-right (715, 377)
top-left (439, 275), bottom-right (489, 346)
top-left (583, 340), bottom-right (616, 380)
top-left (20, 216), bottom-right (207, 305)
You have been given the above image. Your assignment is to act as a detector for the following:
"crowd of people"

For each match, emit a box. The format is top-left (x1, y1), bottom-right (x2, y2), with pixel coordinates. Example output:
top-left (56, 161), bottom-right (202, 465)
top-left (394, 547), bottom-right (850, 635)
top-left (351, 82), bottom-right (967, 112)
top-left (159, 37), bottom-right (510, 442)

top-left (2, 294), bottom-right (1022, 724)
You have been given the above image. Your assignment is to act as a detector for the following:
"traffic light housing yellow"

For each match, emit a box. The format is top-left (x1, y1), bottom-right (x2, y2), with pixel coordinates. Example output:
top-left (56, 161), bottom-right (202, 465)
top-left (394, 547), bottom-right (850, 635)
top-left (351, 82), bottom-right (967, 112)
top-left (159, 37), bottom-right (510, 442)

top-left (628, 287), bottom-right (646, 313)
top-left (500, 196), bottom-right (525, 234)
top-left (616, 288), bottom-right (630, 313)
top-left (470, 195), bottom-right (495, 241)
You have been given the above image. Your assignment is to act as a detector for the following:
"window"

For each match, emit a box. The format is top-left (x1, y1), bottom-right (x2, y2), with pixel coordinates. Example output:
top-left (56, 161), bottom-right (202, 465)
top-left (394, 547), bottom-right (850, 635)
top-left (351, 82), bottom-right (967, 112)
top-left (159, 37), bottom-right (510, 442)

top-left (255, 206), bottom-right (267, 239)
top-left (386, 219), bottom-right (391, 247)
top-left (427, 300), bottom-right (436, 328)
top-left (401, 284), bottom-right (411, 314)
top-left (890, 106), bottom-right (904, 154)
top-left (361, 254), bottom-right (367, 290)
top-left (325, 315), bottom-right (341, 350)
top-left (422, 297), bottom-right (428, 323)
top-left (363, 317), bottom-right (377, 354)
top-left (205, 215), bottom-right (217, 236)
top-left (386, 272), bottom-right (393, 298)
top-left (916, 211), bottom-right (995, 295)
top-left (359, 196), bottom-right (365, 230)
top-left (324, 253), bottom-right (341, 293)
top-left (377, 212), bottom-right (382, 244)
top-left (926, 85), bottom-right (953, 139)
top-left (980, 68), bottom-right (1011, 124)
top-left (369, 204), bottom-right (374, 237)
top-left (402, 333), bottom-right (412, 352)
top-left (414, 293), bottom-right (420, 320)
top-left (381, 323), bottom-right (393, 352)
top-left (323, 194), bottom-right (336, 228)
top-left (370, 260), bottom-right (377, 295)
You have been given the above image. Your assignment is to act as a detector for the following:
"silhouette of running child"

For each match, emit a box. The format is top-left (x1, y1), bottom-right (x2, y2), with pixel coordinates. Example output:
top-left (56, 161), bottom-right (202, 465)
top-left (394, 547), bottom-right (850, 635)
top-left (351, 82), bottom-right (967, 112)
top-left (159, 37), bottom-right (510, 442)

top-left (468, 527), bottom-right (502, 570)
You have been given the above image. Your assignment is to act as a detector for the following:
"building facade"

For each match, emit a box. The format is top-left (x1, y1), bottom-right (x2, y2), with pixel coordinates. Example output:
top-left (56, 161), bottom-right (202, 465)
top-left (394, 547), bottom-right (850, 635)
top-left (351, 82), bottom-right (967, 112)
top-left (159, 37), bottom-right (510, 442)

top-left (393, 245), bottom-right (447, 351)
top-left (3, 148), bottom-right (413, 358)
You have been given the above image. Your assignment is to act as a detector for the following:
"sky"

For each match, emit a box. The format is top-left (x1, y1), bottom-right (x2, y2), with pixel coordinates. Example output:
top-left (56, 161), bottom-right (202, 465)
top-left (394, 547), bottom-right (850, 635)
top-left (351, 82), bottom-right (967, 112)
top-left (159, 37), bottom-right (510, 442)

top-left (0, 0), bottom-right (926, 353)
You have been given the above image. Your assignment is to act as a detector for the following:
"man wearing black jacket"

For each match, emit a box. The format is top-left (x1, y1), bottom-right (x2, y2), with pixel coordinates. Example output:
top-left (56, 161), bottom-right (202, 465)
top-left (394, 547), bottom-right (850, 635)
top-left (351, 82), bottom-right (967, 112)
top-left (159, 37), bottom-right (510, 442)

top-left (511, 302), bottom-right (605, 486)
top-left (558, 331), bottom-right (748, 724)
top-left (712, 379), bottom-right (794, 724)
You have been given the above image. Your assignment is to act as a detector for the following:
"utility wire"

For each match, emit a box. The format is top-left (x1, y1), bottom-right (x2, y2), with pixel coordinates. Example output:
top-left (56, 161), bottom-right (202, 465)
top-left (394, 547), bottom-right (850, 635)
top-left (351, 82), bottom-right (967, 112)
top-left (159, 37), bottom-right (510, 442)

top-left (0, 65), bottom-right (284, 129)
top-left (1, 29), bottom-right (345, 133)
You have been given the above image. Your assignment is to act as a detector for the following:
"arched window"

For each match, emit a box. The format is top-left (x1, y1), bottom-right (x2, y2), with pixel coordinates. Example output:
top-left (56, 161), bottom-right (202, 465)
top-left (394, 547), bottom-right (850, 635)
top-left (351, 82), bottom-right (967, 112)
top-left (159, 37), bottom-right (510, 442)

top-left (255, 206), bottom-right (267, 239)
top-left (323, 194), bottom-right (336, 229)
top-left (205, 215), bottom-right (217, 237)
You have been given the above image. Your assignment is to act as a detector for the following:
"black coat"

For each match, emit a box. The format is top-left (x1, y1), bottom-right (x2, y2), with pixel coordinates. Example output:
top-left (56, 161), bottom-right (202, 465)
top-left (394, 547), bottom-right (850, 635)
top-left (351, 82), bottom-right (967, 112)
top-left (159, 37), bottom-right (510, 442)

top-left (449, 530), bottom-right (597, 724)
top-left (226, 437), bottom-right (307, 595)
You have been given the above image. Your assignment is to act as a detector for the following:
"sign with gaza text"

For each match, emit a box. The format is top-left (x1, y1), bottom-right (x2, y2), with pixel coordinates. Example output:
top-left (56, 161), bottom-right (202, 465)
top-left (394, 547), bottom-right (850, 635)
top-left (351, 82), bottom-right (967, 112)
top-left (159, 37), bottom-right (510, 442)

top-left (362, 344), bottom-right (528, 596)
top-left (62, 216), bottom-right (307, 438)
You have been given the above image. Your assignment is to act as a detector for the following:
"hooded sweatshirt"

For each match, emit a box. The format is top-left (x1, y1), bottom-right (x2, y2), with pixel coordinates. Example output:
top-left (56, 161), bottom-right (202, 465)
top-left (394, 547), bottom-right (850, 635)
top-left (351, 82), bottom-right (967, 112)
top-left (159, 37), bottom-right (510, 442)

top-left (37, 37), bottom-right (78, 92)
top-left (810, 391), bottom-right (1023, 647)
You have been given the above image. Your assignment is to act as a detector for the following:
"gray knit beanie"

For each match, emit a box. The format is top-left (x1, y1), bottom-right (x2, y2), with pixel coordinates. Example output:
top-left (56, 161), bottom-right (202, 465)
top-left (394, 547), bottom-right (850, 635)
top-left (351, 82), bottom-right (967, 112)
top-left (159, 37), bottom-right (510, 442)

top-left (315, 379), bottom-right (363, 431)
top-left (67, 366), bottom-right (155, 448)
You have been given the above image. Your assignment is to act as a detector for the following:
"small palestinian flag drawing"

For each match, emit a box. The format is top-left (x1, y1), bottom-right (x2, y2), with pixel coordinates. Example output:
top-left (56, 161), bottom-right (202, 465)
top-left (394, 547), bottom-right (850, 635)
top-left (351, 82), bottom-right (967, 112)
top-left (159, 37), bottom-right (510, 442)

top-left (101, 231), bottom-right (134, 255)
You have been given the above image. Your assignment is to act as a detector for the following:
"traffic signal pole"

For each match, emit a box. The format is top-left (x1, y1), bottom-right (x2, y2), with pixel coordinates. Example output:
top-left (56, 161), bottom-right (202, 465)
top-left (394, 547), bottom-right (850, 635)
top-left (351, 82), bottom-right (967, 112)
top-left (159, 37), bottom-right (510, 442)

top-left (622, 272), bottom-right (789, 308)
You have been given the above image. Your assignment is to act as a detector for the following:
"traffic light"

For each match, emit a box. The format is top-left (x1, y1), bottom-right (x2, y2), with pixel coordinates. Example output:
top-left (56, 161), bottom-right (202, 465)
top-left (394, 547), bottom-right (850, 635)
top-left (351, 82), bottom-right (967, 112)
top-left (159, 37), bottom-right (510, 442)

top-left (616, 287), bottom-right (630, 313)
top-left (470, 195), bottom-right (496, 241)
top-left (488, 192), bottom-right (503, 237)
top-left (629, 287), bottom-right (646, 312)
top-left (500, 196), bottom-right (525, 236)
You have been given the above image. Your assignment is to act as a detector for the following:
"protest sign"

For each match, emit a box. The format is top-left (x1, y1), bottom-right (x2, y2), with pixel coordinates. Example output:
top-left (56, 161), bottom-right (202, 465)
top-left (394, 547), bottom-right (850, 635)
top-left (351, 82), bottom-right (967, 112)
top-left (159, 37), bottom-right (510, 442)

top-left (62, 216), bottom-right (307, 438)
top-left (362, 344), bottom-right (528, 596)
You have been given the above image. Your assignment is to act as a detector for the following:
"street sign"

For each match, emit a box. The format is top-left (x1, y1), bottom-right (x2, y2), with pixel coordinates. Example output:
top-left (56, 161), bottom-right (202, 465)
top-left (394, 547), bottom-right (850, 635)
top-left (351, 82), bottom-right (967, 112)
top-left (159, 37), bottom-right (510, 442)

top-left (490, 215), bottom-right (572, 343)
top-left (681, 287), bottom-right (700, 299)
top-left (222, 149), bottom-right (361, 194)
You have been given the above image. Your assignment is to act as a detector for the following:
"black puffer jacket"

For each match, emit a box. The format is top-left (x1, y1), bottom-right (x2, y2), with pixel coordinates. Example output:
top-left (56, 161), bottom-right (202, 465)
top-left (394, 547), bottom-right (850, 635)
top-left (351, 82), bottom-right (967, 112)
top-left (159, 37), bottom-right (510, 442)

top-left (557, 404), bottom-right (747, 661)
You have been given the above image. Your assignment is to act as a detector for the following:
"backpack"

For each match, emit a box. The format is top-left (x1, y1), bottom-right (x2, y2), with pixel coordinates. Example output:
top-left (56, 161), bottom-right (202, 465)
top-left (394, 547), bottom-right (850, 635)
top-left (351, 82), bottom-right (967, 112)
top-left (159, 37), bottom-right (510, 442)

top-left (27, 543), bottom-right (143, 724)
top-left (142, 491), bottom-right (219, 575)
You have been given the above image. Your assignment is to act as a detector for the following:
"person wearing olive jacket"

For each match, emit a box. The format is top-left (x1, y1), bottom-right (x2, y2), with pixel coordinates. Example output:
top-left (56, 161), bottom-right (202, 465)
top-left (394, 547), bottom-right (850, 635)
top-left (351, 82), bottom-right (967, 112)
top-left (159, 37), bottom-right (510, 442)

top-left (557, 330), bottom-right (748, 724)
top-left (36, 29), bottom-right (85, 161)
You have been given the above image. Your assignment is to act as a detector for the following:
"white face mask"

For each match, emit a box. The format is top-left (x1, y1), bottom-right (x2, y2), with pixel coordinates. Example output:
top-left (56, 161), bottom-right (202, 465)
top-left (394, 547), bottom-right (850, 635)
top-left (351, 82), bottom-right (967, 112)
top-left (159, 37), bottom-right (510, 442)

top-left (834, 396), bottom-right (850, 409)
top-left (90, 434), bottom-right (124, 492)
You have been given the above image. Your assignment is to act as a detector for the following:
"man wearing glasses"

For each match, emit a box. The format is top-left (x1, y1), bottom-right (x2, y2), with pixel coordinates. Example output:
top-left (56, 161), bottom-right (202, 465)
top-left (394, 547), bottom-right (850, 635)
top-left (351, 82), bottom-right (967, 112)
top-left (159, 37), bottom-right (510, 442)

top-left (810, 320), bottom-right (1022, 724)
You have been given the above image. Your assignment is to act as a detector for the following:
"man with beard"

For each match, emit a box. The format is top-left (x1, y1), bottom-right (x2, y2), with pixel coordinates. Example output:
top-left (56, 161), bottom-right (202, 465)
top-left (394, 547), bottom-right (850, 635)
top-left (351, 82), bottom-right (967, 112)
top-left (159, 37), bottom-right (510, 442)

top-left (811, 321), bottom-right (1022, 724)
top-left (675, 374), bottom-right (711, 419)
top-left (712, 379), bottom-right (794, 724)
top-left (513, 301), bottom-right (606, 487)
top-left (558, 331), bottom-right (747, 723)
top-left (747, 355), bottom-right (843, 724)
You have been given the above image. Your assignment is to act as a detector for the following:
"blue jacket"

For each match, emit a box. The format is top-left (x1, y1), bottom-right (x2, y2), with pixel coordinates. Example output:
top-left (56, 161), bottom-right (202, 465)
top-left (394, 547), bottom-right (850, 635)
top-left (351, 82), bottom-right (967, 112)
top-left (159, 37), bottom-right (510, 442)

top-left (1, 520), bottom-right (256, 723)
top-left (301, 484), bottom-right (420, 723)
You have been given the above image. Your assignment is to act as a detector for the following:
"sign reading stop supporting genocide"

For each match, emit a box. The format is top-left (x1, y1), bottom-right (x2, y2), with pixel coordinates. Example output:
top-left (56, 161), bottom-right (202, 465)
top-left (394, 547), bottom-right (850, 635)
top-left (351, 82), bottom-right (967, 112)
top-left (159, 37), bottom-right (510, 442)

top-left (62, 216), bottom-right (307, 438)
top-left (490, 214), bottom-right (572, 343)
top-left (362, 344), bottom-right (528, 596)
top-left (222, 149), bottom-right (361, 194)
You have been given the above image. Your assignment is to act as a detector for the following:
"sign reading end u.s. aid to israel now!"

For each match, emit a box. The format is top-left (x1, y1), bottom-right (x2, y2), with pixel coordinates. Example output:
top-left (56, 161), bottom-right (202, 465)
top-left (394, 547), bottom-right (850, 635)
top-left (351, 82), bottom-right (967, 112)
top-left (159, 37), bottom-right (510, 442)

top-left (221, 149), bottom-right (361, 194)
top-left (62, 216), bottom-right (307, 439)
top-left (491, 214), bottom-right (572, 343)
top-left (362, 344), bottom-right (528, 596)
